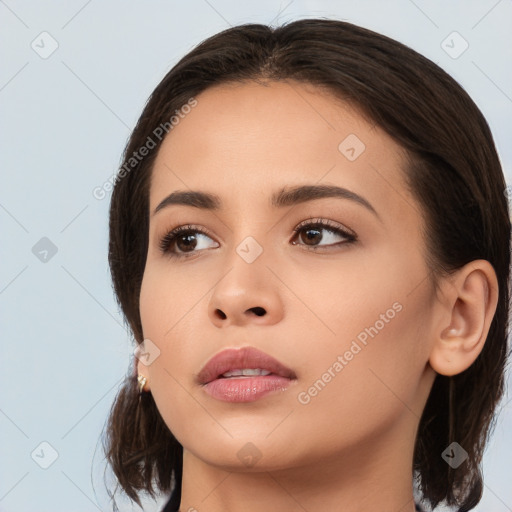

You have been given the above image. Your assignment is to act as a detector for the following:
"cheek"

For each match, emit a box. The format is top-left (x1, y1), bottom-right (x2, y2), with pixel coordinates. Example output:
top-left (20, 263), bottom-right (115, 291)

top-left (138, 268), bottom-right (208, 441)
top-left (288, 254), bottom-right (432, 434)
top-left (138, 267), bottom-right (193, 386)
top-left (139, 261), bottom-right (206, 339)
top-left (294, 280), bottom-right (433, 445)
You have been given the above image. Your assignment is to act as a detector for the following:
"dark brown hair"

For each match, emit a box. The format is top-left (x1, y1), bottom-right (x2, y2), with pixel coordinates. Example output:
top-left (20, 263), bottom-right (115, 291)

top-left (102, 18), bottom-right (511, 511)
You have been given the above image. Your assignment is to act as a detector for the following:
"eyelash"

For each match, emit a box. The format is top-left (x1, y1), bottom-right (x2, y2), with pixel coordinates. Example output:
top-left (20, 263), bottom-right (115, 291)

top-left (158, 218), bottom-right (357, 259)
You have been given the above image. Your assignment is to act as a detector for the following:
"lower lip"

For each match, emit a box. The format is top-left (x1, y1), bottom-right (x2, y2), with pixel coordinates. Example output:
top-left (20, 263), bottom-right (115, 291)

top-left (202, 375), bottom-right (294, 402)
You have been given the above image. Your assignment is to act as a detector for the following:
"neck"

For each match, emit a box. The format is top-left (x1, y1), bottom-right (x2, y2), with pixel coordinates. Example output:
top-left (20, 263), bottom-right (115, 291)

top-left (177, 413), bottom-right (419, 512)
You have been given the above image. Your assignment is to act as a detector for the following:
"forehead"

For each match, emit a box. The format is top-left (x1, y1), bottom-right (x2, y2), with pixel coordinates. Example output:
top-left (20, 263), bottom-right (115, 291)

top-left (149, 80), bottom-right (413, 220)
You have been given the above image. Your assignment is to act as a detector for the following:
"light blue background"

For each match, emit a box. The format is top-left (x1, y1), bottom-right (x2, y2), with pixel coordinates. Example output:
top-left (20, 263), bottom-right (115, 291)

top-left (1, 1), bottom-right (511, 511)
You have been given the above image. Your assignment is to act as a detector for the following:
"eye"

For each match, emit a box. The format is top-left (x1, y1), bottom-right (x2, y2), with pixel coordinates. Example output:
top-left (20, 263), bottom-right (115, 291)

top-left (291, 218), bottom-right (356, 250)
top-left (159, 224), bottom-right (219, 259)
top-left (159, 218), bottom-right (357, 259)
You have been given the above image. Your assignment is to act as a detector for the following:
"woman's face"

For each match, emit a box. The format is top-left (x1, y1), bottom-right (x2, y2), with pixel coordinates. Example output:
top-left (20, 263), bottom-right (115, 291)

top-left (138, 80), bottom-right (438, 471)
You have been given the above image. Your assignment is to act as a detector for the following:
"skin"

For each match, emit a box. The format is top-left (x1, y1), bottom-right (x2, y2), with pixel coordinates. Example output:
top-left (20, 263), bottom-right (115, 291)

top-left (137, 80), bottom-right (498, 512)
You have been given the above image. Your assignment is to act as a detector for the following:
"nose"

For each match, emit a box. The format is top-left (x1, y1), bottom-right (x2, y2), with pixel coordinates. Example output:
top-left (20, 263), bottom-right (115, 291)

top-left (207, 252), bottom-right (284, 328)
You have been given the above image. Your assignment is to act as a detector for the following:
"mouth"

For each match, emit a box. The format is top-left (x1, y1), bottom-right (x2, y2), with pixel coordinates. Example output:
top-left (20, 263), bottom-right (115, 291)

top-left (197, 346), bottom-right (297, 403)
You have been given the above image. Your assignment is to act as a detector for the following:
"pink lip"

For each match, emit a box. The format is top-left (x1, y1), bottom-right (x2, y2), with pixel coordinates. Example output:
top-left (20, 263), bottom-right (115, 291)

top-left (197, 346), bottom-right (297, 403)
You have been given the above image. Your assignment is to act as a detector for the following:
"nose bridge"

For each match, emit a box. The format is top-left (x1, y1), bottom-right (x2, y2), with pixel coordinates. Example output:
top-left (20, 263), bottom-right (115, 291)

top-left (224, 206), bottom-right (271, 266)
top-left (219, 231), bottom-right (269, 299)
top-left (228, 210), bottom-right (278, 280)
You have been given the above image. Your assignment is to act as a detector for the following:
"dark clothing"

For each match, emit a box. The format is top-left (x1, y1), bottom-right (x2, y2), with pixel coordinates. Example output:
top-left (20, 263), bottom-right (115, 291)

top-left (162, 487), bottom-right (180, 511)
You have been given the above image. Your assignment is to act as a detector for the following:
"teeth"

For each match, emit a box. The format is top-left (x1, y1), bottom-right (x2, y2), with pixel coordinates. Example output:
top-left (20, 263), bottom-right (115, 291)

top-left (222, 368), bottom-right (272, 378)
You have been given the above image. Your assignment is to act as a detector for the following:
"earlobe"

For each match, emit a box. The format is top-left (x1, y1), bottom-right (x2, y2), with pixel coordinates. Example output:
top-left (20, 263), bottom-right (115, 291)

top-left (429, 260), bottom-right (498, 377)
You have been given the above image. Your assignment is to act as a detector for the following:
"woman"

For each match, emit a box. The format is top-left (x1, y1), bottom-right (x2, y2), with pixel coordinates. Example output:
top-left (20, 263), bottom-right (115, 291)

top-left (103, 18), bottom-right (510, 512)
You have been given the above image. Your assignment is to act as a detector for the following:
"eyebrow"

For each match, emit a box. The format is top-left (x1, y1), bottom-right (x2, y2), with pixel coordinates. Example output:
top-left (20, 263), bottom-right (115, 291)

top-left (153, 184), bottom-right (380, 219)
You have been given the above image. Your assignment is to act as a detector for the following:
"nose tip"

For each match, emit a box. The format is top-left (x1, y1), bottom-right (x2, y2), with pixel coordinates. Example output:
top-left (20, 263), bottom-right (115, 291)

top-left (208, 258), bottom-right (284, 327)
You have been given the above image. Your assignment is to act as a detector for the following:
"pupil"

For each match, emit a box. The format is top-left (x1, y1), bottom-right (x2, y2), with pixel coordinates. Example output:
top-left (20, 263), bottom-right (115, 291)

top-left (303, 228), bottom-right (321, 245)
top-left (177, 234), bottom-right (197, 251)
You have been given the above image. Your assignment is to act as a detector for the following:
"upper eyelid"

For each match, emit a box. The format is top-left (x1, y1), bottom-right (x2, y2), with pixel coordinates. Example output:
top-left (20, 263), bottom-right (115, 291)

top-left (161, 218), bottom-right (353, 238)
top-left (293, 217), bottom-right (356, 236)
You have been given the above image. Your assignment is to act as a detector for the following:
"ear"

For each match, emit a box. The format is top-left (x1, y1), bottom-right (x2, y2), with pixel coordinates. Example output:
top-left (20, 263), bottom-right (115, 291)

top-left (429, 260), bottom-right (499, 377)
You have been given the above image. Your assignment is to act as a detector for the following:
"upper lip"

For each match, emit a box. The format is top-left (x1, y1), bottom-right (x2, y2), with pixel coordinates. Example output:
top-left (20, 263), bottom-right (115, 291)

top-left (197, 346), bottom-right (296, 384)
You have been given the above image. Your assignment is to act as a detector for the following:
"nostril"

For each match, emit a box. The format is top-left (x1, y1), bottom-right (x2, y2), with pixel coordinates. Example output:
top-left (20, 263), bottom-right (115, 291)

top-left (215, 309), bottom-right (227, 319)
top-left (250, 307), bottom-right (266, 316)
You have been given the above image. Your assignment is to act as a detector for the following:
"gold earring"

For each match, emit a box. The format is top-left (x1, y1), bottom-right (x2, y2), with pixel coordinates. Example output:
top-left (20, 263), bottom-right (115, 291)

top-left (137, 374), bottom-right (148, 394)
